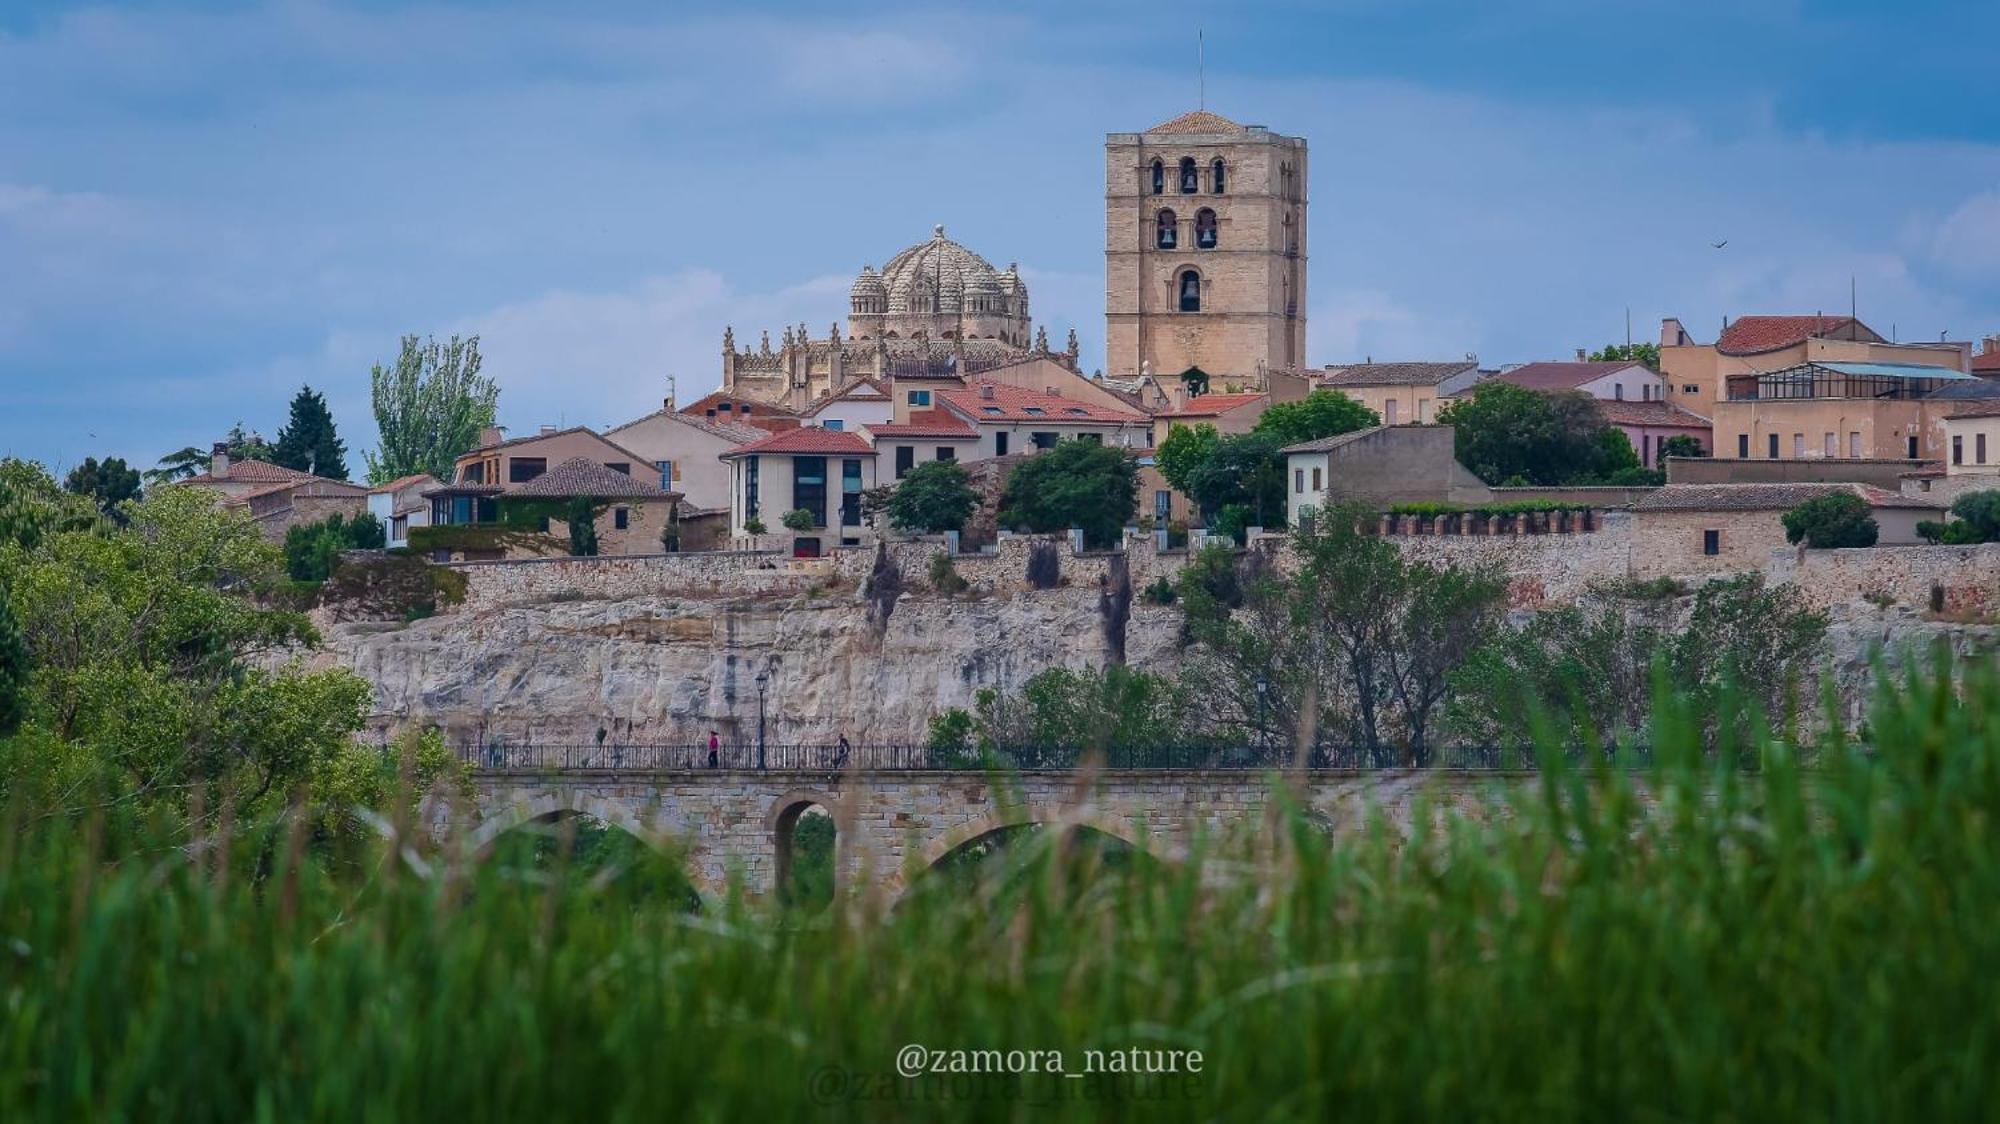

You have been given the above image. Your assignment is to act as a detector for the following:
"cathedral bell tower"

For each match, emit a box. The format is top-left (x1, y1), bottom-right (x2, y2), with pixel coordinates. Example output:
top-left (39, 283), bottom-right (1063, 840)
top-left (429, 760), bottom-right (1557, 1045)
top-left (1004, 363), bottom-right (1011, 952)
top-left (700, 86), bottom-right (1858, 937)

top-left (1104, 110), bottom-right (1307, 387)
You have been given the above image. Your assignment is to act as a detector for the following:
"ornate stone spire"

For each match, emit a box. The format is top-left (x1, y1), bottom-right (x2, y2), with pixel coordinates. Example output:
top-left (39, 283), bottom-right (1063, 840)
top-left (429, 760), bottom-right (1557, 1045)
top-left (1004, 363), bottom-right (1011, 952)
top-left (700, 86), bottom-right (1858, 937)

top-left (1035, 325), bottom-right (1049, 353)
top-left (723, 325), bottom-right (735, 353)
top-left (1066, 327), bottom-right (1079, 357)
top-left (760, 330), bottom-right (771, 355)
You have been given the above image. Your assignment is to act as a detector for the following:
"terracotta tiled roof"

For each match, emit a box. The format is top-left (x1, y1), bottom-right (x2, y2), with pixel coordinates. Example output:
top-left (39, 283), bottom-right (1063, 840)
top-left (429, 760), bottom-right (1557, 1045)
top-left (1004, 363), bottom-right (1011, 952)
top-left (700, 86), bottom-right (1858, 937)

top-left (609, 407), bottom-right (765, 444)
top-left (1496, 361), bottom-right (1651, 392)
top-left (719, 426), bottom-right (876, 458)
top-left (459, 427), bottom-right (657, 471)
top-left (1973, 349), bottom-right (2000, 374)
top-left (368, 473), bottom-right (438, 495)
top-left (1595, 400), bottom-right (1711, 428)
top-left (1948, 400), bottom-right (2000, 420)
top-left (937, 381), bottom-right (1146, 425)
top-left (1319, 362), bottom-right (1478, 388)
top-left (1633, 483), bottom-right (1940, 513)
top-left (178, 459), bottom-right (318, 486)
top-left (1157, 392), bottom-right (1268, 419)
top-left (503, 457), bottom-right (674, 500)
top-left (863, 410), bottom-right (979, 440)
top-left (679, 392), bottom-right (799, 433)
top-left (1715, 315), bottom-right (1878, 356)
top-left (1146, 110), bottom-right (1246, 135)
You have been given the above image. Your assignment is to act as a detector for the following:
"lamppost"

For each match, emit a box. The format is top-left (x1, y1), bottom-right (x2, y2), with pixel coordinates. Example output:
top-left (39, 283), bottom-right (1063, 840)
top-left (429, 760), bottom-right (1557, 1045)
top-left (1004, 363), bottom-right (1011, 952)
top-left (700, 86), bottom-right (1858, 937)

top-left (755, 670), bottom-right (769, 771)
top-left (1255, 676), bottom-right (1269, 760)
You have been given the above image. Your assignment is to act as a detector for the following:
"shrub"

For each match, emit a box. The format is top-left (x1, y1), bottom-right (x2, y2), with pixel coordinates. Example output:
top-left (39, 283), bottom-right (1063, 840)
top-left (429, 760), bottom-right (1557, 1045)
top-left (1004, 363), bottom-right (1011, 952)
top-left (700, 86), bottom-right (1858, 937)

top-left (1142, 576), bottom-right (1177, 605)
top-left (780, 508), bottom-right (816, 534)
top-left (742, 516), bottom-right (766, 536)
top-left (927, 552), bottom-right (968, 595)
top-left (1781, 492), bottom-right (1878, 549)
top-left (1920, 490), bottom-right (2000, 544)
top-left (282, 511), bottom-right (387, 582)
top-left (564, 496), bottom-right (600, 557)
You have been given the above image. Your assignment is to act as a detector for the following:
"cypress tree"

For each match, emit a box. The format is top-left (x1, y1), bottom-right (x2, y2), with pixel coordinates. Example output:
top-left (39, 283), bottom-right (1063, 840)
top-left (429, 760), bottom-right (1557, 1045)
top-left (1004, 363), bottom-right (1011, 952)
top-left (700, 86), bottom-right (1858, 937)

top-left (273, 385), bottom-right (350, 480)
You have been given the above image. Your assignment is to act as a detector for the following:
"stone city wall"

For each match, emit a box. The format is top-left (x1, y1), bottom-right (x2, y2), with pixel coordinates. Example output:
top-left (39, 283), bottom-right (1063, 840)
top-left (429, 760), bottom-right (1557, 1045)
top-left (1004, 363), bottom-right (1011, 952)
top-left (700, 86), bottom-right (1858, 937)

top-left (1383, 511), bottom-right (1635, 607)
top-left (1766, 542), bottom-right (2000, 615)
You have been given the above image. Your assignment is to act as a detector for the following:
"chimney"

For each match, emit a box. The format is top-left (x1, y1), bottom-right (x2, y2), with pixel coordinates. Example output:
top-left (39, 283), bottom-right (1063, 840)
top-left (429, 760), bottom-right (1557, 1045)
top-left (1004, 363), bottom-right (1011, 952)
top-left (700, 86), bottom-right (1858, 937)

top-left (539, 424), bottom-right (557, 436)
top-left (979, 384), bottom-right (995, 400)
top-left (209, 441), bottom-right (230, 478)
top-left (1575, 347), bottom-right (1588, 362)
top-left (1661, 317), bottom-right (1688, 347)
top-left (1044, 386), bottom-right (1059, 397)
top-left (478, 425), bottom-right (505, 447)
top-left (1983, 334), bottom-right (2000, 356)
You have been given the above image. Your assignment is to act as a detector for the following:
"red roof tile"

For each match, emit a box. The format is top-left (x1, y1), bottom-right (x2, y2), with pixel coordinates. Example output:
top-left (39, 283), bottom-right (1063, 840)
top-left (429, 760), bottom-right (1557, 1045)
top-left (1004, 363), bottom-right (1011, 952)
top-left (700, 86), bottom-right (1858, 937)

top-left (1496, 361), bottom-right (1652, 392)
top-left (1972, 350), bottom-right (2000, 374)
top-left (1595, 400), bottom-right (1711, 428)
top-left (368, 473), bottom-right (438, 495)
top-left (680, 391), bottom-right (800, 433)
top-left (1157, 392), bottom-right (1268, 418)
top-left (1716, 315), bottom-right (1877, 356)
top-left (1146, 110), bottom-right (1246, 135)
top-left (937, 381), bottom-right (1147, 426)
top-left (719, 426), bottom-right (875, 458)
top-left (178, 459), bottom-right (318, 486)
top-left (864, 410), bottom-right (979, 439)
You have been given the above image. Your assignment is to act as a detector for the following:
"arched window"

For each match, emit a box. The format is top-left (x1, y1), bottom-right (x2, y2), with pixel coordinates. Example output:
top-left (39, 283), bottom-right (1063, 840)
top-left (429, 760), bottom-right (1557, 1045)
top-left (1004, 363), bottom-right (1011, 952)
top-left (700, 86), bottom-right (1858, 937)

top-left (1178, 157), bottom-right (1198, 194)
top-left (1177, 269), bottom-right (1201, 312)
top-left (1150, 159), bottom-right (1164, 195)
top-left (1155, 209), bottom-right (1177, 249)
top-left (1211, 159), bottom-right (1226, 194)
top-left (1195, 208), bottom-right (1217, 249)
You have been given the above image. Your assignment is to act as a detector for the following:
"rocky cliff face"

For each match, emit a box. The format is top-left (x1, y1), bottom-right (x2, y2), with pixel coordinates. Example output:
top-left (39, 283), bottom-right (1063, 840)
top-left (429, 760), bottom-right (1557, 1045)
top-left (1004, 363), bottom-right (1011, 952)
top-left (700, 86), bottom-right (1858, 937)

top-left (319, 586), bottom-right (1184, 746)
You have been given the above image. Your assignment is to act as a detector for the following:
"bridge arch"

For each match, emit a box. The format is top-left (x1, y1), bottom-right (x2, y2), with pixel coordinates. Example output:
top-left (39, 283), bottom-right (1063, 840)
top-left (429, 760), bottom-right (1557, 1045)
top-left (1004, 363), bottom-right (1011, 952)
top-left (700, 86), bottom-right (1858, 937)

top-left (768, 788), bottom-right (845, 904)
top-left (466, 791), bottom-right (669, 855)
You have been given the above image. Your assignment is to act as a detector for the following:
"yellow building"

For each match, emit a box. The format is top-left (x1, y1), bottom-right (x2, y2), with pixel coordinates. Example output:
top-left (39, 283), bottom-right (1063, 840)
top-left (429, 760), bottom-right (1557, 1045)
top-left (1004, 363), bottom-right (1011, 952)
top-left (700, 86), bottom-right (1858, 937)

top-left (1944, 403), bottom-right (2000, 478)
top-left (1659, 314), bottom-right (1969, 431)
top-left (1314, 361), bottom-right (1479, 427)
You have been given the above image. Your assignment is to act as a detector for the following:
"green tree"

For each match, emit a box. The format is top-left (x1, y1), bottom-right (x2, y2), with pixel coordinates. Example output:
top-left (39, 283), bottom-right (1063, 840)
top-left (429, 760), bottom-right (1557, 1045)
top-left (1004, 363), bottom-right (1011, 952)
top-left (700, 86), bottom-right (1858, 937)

top-left (2, 478), bottom-right (366, 818)
top-left (566, 497), bottom-right (601, 556)
top-left (1782, 492), bottom-right (1879, 549)
top-left (62, 457), bottom-right (142, 522)
top-left (973, 666), bottom-right (1194, 763)
top-left (282, 512), bottom-right (388, 582)
top-left (780, 508), bottom-right (816, 533)
top-left (1659, 434), bottom-right (1707, 461)
top-left (1588, 342), bottom-right (1661, 370)
top-left (1184, 432), bottom-right (1287, 539)
top-left (998, 440), bottom-right (1138, 549)
top-left (272, 385), bottom-right (350, 480)
top-left (1154, 422), bottom-right (1220, 496)
top-left (1917, 490), bottom-right (2000, 544)
top-left (365, 335), bottom-right (499, 484)
top-left (0, 459), bottom-right (99, 551)
top-left (223, 423), bottom-right (275, 463)
top-left (885, 461), bottom-right (977, 534)
top-left (1437, 382), bottom-right (1625, 485)
top-left (145, 445), bottom-right (209, 485)
top-left (1251, 389), bottom-right (1378, 446)
top-left (0, 588), bottom-right (27, 737)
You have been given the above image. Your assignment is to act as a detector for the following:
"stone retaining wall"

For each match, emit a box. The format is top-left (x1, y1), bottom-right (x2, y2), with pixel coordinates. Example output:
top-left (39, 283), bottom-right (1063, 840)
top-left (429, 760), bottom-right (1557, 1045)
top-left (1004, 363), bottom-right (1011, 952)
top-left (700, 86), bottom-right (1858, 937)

top-left (1766, 542), bottom-right (2000, 615)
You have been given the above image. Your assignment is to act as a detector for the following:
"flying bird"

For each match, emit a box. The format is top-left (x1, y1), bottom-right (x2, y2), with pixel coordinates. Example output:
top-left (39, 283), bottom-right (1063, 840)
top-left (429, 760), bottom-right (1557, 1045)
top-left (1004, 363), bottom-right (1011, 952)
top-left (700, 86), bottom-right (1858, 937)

top-left (1711, 240), bottom-right (1729, 249)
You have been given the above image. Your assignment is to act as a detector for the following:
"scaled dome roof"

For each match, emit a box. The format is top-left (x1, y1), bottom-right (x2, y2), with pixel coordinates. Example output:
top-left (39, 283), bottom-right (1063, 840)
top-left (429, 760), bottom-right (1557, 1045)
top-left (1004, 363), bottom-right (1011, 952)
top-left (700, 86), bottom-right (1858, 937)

top-left (874, 225), bottom-right (1014, 315)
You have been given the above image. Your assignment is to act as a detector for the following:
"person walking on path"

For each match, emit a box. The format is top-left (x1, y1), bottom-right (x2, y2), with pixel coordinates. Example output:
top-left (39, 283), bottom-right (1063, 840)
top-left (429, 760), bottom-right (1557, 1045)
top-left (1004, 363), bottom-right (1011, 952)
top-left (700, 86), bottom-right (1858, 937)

top-left (707, 730), bottom-right (720, 769)
top-left (835, 734), bottom-right (852, 769)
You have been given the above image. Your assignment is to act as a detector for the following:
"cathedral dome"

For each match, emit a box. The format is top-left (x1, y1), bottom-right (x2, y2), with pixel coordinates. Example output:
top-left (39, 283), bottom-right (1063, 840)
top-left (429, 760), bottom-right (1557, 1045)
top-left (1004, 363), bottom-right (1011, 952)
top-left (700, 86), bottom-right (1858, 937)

top-left (879, 225), bottom-right (1007, 316)
top-left (849, 265), bottom-right (885, 300)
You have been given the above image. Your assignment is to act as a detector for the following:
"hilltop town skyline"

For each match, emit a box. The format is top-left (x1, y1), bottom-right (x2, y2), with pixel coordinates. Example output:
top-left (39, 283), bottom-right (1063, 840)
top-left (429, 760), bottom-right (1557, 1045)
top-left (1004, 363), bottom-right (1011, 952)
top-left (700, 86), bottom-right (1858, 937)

top-left (4, 0), bottom-right (1999, 477)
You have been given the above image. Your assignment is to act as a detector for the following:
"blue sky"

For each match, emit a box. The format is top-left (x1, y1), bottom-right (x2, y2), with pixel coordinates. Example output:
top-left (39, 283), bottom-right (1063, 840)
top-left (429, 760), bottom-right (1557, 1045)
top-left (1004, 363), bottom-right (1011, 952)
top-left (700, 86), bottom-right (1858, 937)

top-left (4, 0), bottom-right (1999, 477)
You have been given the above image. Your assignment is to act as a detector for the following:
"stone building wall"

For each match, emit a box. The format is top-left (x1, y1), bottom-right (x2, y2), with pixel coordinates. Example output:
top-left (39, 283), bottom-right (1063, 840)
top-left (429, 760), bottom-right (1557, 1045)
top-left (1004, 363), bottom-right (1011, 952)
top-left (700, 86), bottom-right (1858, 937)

top-left (1629, 510), bottom-right (1791, 579)
top-left (1384, 511), bottom-right (1635, 607)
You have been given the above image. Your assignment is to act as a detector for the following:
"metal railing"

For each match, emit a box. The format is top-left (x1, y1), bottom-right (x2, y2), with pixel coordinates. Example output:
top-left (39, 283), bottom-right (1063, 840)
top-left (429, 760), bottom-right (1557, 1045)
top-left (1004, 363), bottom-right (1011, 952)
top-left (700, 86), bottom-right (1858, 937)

top-left (453, 742), bottom-right (1636, 773)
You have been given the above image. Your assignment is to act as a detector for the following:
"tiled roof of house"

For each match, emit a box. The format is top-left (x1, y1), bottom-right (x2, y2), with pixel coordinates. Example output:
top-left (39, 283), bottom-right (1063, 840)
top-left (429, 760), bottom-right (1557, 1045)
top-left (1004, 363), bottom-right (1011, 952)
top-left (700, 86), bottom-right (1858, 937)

top-left (1280, 425), bottom-right (1389, 455)
top-left (1715, 315), bottom-right (1876, 356)
top-left (459, 427), bottom-right (658, 470)
top-left (937, 381), bottom-right (1147, 425)
top-left (719, 426), bottom-right (876, 458)
top-left (1495, 361), bottom-right (1651, 392)
top-left (224, 477), bottom-right (367, 506)
top-left (608, 407), bottom-right (765, 444)
top-left (178, 459), bottom-right (319, 487)
top-left (1156, 392), bottom-right (1268, 419)
top-left (1319, 361), bottom-right (1478, 388)
top-left (1595, 401), bottom-right (1712, 428)
top-left (1923, 377), bottom-right (2000, 401)
top-left (1632, 482), bottom-right (1940, 513)
top-left (1947, 400), bottom-right (2000, 420)
top-left (1147, 110), bottom-right (1246, 135)
top-left (503, 457), bottom-right (675, 500)
top-left (863, 410), bottom-right (980, 440)
top-left (679, 392), bottom-right (800, 433)
top-left (809, 376), bottom-right (890, 409)
top-left (368, 473), bottom-right (438, 495)
top-left (1974, 349), bottom-right (2000, 374)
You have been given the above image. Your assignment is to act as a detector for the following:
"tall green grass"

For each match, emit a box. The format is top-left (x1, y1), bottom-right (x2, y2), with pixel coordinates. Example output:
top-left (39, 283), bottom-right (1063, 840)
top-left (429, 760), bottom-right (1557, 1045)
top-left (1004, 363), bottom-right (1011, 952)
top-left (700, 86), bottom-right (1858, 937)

top-left (1, 651), bottom-right (1997, 1120)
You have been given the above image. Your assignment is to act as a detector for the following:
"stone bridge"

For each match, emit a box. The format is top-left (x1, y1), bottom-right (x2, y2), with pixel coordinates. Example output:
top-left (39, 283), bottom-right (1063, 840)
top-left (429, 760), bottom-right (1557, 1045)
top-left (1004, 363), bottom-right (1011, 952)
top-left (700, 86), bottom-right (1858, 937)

top-left (438, 767), bottom-right (1536, 899)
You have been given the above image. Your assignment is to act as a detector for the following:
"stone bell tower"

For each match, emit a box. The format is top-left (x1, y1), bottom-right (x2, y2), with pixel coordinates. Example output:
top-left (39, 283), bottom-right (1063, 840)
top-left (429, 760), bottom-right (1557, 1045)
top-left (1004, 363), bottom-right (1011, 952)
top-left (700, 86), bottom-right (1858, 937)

top-left (1105, 110), bottom-right (1308, 386)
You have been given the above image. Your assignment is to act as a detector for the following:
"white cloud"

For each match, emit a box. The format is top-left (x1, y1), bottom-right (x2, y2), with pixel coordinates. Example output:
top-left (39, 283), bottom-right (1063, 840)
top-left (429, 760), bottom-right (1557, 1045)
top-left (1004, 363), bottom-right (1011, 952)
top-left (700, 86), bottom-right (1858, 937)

top-left (1930, 192), bottom-right (2000, 277)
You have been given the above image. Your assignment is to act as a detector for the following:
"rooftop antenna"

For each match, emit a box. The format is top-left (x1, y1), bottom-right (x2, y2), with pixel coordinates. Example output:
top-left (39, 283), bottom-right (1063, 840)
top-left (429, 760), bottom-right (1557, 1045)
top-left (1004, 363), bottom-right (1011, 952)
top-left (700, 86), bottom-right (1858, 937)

top-left (1850, 275), bottom-right (1857, 328)
top-left (1198, 30), bottom-right (1205, 110)
top-left (1625, 306), bottom-right (1632, 351)
top-left (665, 374), bottom-right (677, 410)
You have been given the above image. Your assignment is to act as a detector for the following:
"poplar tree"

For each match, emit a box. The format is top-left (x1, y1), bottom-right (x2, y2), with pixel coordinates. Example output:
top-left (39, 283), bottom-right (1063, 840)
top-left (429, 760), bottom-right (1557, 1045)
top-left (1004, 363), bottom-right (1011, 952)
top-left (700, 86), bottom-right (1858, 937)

top-left (365, 335), bottom-right (499, 485)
